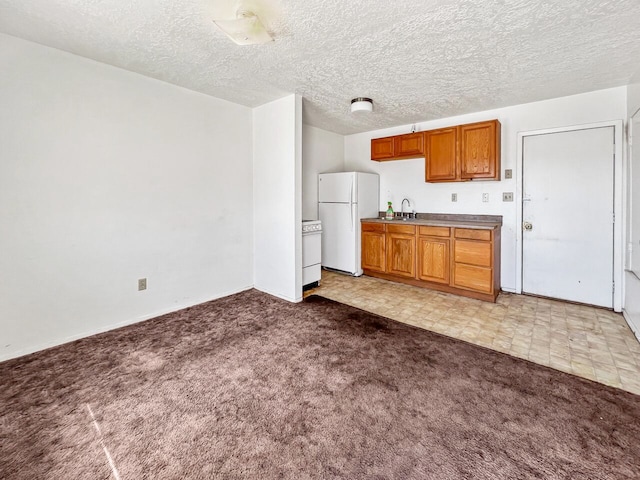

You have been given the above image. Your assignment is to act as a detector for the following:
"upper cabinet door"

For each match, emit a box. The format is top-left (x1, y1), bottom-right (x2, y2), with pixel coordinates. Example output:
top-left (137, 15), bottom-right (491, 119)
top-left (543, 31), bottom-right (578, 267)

top-left (394, 132), bottom-right (424, 157)
top-left (371, 137), bottom-right (395, 161)
top-left (460, 120), bottom-right (501, 180)
top-left (425, 127), bottom-right (458, 182)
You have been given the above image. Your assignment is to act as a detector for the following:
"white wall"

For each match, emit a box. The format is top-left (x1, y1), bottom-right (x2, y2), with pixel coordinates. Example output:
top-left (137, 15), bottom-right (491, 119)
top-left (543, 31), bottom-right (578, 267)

top-left (0, 34), bottom-right (254, 361)
top-left (253, 94), bottom-right (303, 302)
top-left (345, 87), bottom-right (627, 292)
top-left (625, 74), bottom-right (640, 339)
top-left (301, 125), bottom-right (344, 220)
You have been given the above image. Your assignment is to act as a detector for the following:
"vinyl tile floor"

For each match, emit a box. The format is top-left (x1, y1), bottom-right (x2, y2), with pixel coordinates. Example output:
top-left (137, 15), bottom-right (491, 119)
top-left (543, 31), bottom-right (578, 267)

top-left (305, 270), bottom-right (640, 395)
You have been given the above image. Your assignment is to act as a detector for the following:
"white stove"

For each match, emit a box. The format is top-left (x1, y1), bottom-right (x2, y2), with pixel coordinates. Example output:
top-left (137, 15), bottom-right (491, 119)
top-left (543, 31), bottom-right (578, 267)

top-left (302, 220), bottom-right (322, 288)
top-left (302, 219), bottom-right (322, 234)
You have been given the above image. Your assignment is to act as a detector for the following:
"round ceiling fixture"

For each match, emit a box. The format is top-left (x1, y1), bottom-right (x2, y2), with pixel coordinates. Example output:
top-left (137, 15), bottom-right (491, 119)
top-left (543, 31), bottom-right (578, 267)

top-left (351, 97), bottom-right (373, 113)
top-left (213, 8), bottom-right (273, 45)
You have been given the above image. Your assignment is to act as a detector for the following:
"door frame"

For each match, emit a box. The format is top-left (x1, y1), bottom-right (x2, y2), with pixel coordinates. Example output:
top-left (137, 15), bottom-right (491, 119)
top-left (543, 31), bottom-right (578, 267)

top-left (515, 120), bottom-right (624, 311)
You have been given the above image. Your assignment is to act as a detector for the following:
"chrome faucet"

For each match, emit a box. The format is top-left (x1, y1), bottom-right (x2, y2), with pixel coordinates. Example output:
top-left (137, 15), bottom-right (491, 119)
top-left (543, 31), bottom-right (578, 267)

top-left (401, 198), bottom-right (411, 218)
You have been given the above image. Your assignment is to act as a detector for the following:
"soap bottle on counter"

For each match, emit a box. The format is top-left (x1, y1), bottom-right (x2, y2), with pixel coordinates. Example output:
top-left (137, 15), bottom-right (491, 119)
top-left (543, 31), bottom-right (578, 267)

top-left (385, 201), bottom-right (394, 220)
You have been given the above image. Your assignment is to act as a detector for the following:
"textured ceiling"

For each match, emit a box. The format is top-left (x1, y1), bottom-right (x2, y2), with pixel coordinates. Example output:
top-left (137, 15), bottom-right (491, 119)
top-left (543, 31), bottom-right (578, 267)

top-left (1, 0), bottom-right (639, 134)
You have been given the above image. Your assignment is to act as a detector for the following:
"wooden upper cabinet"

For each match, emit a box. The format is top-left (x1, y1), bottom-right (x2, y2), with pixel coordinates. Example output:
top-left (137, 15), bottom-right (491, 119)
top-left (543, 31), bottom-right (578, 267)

top-left (425, 119), bottom-right (501, 182)
top-left (425, 127), bottom-right (458, 182)
top-left (371, 137), bottom-right (395, 161)
top-left (371, 133), bottom-right (425, 161)
top-left (394, 133), bottom-right (424, 157)
top-left (460, 120), bottom-right (501, 180)
top-left (371, 119), bottom-right (500, 175)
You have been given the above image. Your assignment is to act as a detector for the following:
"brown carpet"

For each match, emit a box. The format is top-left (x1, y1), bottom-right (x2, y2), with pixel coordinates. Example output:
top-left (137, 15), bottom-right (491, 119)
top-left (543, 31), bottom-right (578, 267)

top-left (1, 290), bottom-right (639, 479)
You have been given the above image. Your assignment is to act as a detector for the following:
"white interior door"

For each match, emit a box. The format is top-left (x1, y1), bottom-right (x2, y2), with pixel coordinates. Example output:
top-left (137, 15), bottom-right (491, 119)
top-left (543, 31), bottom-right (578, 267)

top-left (630, 110), bottom-right (640, 274)
top-left (319, 202), bottom-right (356, 273)
top-left (522, 127), bottom-right (614, 308)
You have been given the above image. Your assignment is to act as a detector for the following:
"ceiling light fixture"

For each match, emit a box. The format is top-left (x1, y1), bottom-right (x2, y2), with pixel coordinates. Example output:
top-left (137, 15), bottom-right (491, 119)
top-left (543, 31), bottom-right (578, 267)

top-left (213, 9), bottom-right (273, 45)
top-left (351, 97), bottom-right (373, 113)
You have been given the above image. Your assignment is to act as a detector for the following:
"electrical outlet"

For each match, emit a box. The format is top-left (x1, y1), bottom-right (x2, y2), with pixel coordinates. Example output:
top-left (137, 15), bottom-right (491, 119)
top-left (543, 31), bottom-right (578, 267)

top-left (503, 192), bottom-right (514, 202)
top-left (482, 193), bottom-right (489, 202)
top-left (451, 193), bottom-right (457, 202)
top-left (505, 169), bottom-right (513, 179)
top-left (138, 278), bottom-right (147, 291)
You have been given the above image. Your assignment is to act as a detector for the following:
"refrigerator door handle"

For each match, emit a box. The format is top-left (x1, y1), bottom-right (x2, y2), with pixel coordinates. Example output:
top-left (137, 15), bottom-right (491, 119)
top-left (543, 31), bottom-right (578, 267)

top-left (350, 202), bottom-right (354, 232)
top-left (349, 178), bottom-right (355, 231)
top-left (349, 178), bottom-right (354, 204)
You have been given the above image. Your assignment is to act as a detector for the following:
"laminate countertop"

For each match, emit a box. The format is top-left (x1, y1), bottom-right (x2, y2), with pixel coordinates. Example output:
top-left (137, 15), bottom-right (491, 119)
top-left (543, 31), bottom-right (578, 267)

top-left (361, 213), bottom-right (502, 230)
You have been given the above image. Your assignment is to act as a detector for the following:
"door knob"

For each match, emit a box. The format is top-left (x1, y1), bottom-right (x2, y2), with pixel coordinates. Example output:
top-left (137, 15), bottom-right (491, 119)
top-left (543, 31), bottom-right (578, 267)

top-left (523, 222), bottom-right (533, 231)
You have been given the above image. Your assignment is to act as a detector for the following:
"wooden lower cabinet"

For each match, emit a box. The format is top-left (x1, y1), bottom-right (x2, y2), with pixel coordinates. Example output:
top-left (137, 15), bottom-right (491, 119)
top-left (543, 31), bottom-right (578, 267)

top-left (452, 263), bottom-right (492, 293)
top-left (417, 236), bottom-right (450, 284)
top-left (454, 239), bottom-right (491, 267)
top-left (386, 232), bottom-right (416, 278)
top-left (452, 231), bottom-right (495, 294)
top-left (361, 230), bottom-right (386, 272)
top-left (361, 221), bottom-right (501, 302)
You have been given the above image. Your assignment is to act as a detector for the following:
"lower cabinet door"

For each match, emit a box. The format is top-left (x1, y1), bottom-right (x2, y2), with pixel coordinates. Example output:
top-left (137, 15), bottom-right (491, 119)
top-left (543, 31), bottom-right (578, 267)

top-left (453, 263), bottom-right (492, 293)
top-left (386, 233), bottom-right (416, 278)
top-left (362, 231), bottom-right (386, 272)
top-left (417, 236), bottom-right (450, 284)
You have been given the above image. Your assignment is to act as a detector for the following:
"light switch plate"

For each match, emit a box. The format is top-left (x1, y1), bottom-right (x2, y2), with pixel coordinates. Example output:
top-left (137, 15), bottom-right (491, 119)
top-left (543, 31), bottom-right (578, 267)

top-left (451, 193), bottom-right (457, 202)
top-left (482, 193), bottom-right (489, 202)
top-left (503, 192), bottom-right (514, 202)
top-left (505, 169), bottom-right (513, 179)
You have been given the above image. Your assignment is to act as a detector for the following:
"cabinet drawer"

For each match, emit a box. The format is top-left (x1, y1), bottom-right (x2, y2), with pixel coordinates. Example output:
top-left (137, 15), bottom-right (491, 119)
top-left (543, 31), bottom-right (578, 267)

top-left (453, 264), bottom-right (492, 293)
top-left (362, 222), bottom-right (385, 233)
top-left (454, 239), bottom-right (491, 267)
top-left (454, 228), bottom-right (491, 241)
top-left (419, 226), bottom-right (450, 237)
top-left (387, 224), bottom-right (416, 235)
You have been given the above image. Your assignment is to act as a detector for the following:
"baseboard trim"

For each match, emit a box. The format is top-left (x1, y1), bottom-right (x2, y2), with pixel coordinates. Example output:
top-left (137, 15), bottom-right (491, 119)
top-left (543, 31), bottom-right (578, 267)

top-left (622, 310), bottom-right (640, 343)
top-left (254, 286), bottom-right (302, 303)
top-left (0, 285), bottom-right (254, 363)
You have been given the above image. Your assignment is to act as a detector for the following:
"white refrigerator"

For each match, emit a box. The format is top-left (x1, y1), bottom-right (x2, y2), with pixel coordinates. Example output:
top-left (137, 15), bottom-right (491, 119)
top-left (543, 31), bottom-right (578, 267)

top-left (318, 172), bottom-right (379, 276)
